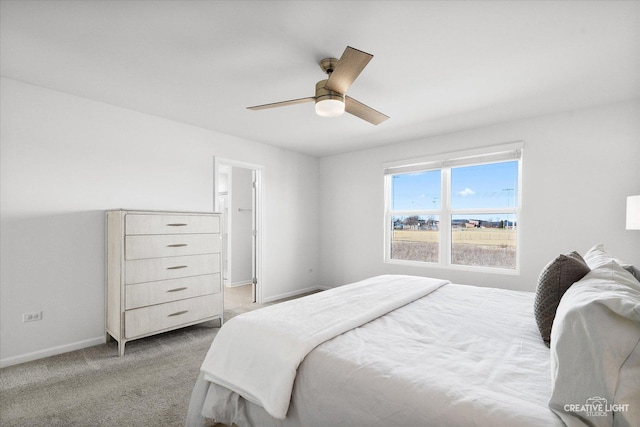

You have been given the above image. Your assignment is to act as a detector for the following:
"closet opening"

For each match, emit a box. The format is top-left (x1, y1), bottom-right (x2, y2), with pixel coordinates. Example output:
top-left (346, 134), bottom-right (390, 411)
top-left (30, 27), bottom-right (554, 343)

top-left (214, 158), bottom-right (263, 308)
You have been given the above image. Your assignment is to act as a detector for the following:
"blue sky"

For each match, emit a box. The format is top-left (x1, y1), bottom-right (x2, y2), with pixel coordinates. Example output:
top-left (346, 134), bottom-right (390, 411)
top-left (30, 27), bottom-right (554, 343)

top-left (392, 161), bottom-right (518, 211)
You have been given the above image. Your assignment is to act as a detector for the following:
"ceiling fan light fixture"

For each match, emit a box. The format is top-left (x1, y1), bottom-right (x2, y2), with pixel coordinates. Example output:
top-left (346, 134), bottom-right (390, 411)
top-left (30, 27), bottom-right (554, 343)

top-left (315, 79), bottom-right (345, 117)
top-left (315, 98), bottom-right (345, 117)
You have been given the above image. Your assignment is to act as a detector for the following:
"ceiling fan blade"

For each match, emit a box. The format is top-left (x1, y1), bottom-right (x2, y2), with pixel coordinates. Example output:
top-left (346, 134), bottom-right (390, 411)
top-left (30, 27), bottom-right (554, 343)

top-left (247, 97), bottom-right (315, 110)
top-left (324, 46), bottom-right (373, 94)
top-left (345, 96), bottom-right (389, 125)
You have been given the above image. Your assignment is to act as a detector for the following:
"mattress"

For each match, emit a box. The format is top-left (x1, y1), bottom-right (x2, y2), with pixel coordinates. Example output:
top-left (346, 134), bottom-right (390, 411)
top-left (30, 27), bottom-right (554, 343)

top-left (187, 281), bottom-right (564, 427)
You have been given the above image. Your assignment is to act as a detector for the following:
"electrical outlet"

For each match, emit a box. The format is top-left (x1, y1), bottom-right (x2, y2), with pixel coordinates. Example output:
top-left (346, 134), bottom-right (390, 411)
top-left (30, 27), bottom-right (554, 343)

top-left (22, 311), bottom-right (43, 323)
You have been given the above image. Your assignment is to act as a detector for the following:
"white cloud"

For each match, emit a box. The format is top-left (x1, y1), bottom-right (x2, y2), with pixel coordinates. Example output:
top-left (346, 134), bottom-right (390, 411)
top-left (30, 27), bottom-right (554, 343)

top-left (458, 188), bottom-right (475, 197)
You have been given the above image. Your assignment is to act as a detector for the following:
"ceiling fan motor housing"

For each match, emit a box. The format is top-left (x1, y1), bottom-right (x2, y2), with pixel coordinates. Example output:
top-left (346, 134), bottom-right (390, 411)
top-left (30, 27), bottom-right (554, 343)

top-left (316, 79), bottom-right (344, 101)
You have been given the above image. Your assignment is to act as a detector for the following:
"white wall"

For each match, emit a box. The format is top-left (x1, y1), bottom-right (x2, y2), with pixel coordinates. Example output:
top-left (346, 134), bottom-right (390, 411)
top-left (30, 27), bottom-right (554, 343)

top-left (0, 77), bottom-right (320, 366)
top-left (230, 167), bottom-right (253, 286)
top-left (2, 76), bottom-right (638, 367)
top-left (319, 100), bottom-right (640, 291)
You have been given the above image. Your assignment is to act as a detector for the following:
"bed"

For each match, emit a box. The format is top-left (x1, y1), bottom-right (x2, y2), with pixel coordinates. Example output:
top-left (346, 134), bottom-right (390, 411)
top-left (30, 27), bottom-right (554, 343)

top-left (186, 245), bottom-right (640, 427)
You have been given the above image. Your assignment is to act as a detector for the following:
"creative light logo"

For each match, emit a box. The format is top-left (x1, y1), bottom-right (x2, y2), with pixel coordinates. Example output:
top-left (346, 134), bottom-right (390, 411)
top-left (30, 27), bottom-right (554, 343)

top-left (564, 397), bottom-right (629, 417)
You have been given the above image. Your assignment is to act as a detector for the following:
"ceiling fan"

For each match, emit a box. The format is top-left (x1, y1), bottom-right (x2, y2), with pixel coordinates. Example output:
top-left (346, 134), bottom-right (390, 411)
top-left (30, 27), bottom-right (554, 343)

top-left (247, 46), bottom-right (389, 125)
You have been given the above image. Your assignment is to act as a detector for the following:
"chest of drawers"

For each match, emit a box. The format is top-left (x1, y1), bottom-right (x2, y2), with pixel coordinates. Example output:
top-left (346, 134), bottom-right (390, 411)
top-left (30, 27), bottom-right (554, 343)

top-left (106, 210), bottom-right (223, 356)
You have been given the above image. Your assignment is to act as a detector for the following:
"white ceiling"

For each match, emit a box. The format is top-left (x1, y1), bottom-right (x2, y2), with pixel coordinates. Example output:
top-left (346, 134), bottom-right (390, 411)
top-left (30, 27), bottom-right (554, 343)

top-left (1, 1), bottom-right (639, 157)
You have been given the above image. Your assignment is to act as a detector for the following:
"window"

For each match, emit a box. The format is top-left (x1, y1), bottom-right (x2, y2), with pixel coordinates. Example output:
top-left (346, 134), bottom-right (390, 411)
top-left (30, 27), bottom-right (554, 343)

top-left (384, 143), bottom-right (522, 272)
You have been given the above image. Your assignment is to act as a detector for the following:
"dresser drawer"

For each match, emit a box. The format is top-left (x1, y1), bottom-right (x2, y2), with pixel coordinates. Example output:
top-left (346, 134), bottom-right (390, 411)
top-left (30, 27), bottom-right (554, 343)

top-left (125, 254), bottom-right (220, 284)
top-left (125, 273), bottom-right (221, 309)
top-left (125, 234), bottom-right (220, 260)
top-left (125, 214), bottom-right (220, 235)
top-left (125, 293), bottom-right (223, 338)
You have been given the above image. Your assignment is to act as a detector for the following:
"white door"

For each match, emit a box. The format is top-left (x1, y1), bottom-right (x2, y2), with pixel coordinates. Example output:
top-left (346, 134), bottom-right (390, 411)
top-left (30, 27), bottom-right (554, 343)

top-left (251, 170), bottom-right (257, 303)
top-left (230, 167), bottom-right (253, 287)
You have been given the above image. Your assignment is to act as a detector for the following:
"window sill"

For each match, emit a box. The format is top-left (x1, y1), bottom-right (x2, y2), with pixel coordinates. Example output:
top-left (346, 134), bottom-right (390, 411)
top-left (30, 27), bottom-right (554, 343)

top-left (385, 258), bottom-right (520, 276)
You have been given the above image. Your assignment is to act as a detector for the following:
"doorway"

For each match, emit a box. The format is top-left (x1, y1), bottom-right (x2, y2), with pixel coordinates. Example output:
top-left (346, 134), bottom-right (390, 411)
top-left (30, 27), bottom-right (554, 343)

top-left (214, 158), bottom-right (262, 307)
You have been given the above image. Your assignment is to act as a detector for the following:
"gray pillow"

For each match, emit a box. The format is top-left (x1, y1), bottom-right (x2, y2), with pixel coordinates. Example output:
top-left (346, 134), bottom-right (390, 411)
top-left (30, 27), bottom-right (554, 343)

top-left (534, 252), bottom-right (591, 347)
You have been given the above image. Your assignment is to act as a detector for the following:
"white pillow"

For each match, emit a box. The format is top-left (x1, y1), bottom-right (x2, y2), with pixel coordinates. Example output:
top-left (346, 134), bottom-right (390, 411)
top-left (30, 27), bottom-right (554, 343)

top-left (614, 260), bottom-right (640, 283)
top-left (548, 260), bottom-right (640, 427)
top-left (583, 243), bottom-right (613, 270)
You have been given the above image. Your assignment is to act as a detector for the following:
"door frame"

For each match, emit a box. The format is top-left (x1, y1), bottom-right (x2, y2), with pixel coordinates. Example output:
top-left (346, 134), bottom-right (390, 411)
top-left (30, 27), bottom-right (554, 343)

top-left (213, 157), bottom-right (264, 304)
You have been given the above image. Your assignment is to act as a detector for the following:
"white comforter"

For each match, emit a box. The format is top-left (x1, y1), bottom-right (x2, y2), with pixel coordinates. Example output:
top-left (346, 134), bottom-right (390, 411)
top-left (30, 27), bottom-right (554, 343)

top-left (189, 278), bottom-right (564, 427)
top-left (199, 275), bottom-right (448, 419)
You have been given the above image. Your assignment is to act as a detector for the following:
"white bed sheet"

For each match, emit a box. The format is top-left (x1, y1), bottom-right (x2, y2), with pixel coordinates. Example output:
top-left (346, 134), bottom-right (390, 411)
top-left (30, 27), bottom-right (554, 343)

top-left (187, 282), bottom-right (564, 427)
top-left (199, 275), bottom-right (447, 419)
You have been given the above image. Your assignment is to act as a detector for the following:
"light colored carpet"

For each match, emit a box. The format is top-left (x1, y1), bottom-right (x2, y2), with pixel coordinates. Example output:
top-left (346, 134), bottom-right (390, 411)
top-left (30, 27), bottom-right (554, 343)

top-left (0, 286), bottom-right (314, 427)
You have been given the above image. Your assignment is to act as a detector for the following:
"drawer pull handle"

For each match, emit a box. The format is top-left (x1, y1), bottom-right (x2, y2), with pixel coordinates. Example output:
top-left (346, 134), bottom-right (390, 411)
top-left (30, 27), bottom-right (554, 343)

top-left (167, 287), bottom-right (188, 293)
top-left (168, 310), bottom-right (188, 317)
top-left (167, 265), bottom-right (187, 270)
top-left (167, 244), bottom-right (188, 248)
top-left (167, 223), bottom-right (188, 227)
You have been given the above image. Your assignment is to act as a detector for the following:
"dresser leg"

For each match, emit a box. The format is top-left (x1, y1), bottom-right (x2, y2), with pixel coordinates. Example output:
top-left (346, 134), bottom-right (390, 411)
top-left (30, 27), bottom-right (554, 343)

top-left (118, 341), bottom-right (126, 357)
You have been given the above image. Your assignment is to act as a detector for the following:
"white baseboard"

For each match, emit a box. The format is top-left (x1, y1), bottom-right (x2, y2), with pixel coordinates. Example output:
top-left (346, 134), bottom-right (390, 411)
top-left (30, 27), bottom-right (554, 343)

top-left (262, 285), bottom-right (325, 304)
top-left (224, 280), bottom-right (253, 288)
top-left (0, 336), bottom-right (105, 368)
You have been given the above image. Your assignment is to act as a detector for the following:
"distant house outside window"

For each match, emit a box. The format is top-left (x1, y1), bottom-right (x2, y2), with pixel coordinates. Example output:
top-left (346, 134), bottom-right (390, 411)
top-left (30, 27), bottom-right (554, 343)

top-left (384, 142), bottom-right (523, 273)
